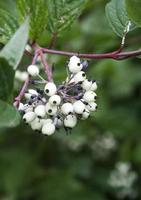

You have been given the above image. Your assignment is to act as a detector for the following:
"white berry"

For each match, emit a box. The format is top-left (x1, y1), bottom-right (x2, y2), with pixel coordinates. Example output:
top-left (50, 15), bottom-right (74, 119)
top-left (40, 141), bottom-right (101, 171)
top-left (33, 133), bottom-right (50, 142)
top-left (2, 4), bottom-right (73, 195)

top-left (73, 71), bottom-right (86, 83)
top-left (40, 118), bottom-right (53, 125)
top-left (27, 65), bottom-right (39, 76)
top-left (30, 118), bottom-right (42, 131)
top-left (86, 102), bottom-right (97, 111)
top-left (61, 103), bottom-right (74, 115)
top-left (45, 103), bottom-right (57, 115)
top-left (34, 105), bottom-right (46, 118)
top-left (82, 79), bottom-right (92, 91)
top-left (73, 100), bottom-right (85, 114)
top-left (68, 56), bottom-right (83, 73)
top-left (83, 91), bottom-right (97, 102)
top-left (49, 95), bottom-right (61, 106)
top-left (23, 111), bottom-right (36, 123)
top-left (81, 109), bottom-right (90, 120)
top-left (42, 123), bottom-right (55, 135)
top-left (64, 114), bottom-right (77, 128)
top-left (90, 81), bottom-right (97, 91)
top-left (44, 82), bottom-right (57, 96)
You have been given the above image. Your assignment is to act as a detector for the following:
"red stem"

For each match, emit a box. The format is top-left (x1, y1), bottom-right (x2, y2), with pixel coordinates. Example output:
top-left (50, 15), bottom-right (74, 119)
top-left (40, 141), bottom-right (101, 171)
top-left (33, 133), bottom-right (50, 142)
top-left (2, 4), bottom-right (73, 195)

top-left (42, 48), bottom-right (141, 60)
top-left (13, 53), bottom-right (39, 108)
top-left (39, 50), bottom-right (53, 82)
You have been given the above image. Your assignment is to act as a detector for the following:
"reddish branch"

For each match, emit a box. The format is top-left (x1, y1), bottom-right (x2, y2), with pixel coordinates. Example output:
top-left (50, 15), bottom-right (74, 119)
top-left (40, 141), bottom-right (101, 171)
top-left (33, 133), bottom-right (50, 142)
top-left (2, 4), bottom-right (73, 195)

top-left (42, 48), bottom-right (141, 60)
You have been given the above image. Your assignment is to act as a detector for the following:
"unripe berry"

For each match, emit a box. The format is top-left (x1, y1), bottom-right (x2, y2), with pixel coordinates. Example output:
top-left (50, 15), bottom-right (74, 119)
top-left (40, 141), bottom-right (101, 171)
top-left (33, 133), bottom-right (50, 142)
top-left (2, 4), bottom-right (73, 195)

top-left (64, 114), bottom-right (77, 128)
top-left (49, 95), bottom-right (61, 106)
top-left (45, 103), bottom-right (57, 115)
top-left (61, 103), bottom-right (74, 115)
top-left (44, 82), bottom-right (57, 96)
top-left (83, 91), bottom-right (97, 102)
top-left (73, 71), bottom-right (86, 83)
top-left (73, 100), bottom-right (85, 114)
top-left (34, 105), bottom-right (46, 118)
top-left (68, 56), bottom-right (83, 73)
top-left (27, 65), bottom-right (39, 76)
top-left (30, 118), bottom-right (42, 131)
top-left (90, 81), bottom-right (97, 91)
top-left (86, 102), bottom-right (97, 111)
top-left (23, 111), bottom-right (36, 123)
top-left (82, 79), bottom-right (92, 91)
top-left (42, 123), bottom-right (55, 135)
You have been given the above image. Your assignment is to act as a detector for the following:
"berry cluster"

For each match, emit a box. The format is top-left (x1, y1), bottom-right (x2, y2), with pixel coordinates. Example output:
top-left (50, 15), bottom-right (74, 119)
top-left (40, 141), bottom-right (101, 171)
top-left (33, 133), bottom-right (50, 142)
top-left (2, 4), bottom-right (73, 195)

top-left (18, 56), bottom-right (98, 135)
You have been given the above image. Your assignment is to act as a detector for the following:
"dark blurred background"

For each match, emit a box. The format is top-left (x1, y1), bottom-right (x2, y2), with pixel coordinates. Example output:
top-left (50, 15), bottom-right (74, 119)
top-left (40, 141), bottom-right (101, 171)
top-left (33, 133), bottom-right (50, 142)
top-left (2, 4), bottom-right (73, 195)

top-left (0, 0), bottom-right (141, 199)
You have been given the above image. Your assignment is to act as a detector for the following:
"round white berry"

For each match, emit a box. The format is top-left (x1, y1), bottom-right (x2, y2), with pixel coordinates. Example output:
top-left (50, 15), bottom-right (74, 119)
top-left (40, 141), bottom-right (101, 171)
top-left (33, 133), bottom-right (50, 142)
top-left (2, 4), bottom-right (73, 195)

top-left (73, 100), bottom-right (85, 114)
top-left (90, 81), bottom-right (97, 91)
top-left (45, 103), bottom-right (57, 115)
top-left (25, 106), bottom-right (33, 113)
top-left (24, 93), bottom-right (32, 100)
top-left (23, 111), bottom-right (36, 123)
top-left (34, 105), bottom-right (46, 118)
top-left (64, 114), bottom-right (77, 128)
top-left (49, 95), bottom-right (61, 106)
top-left (73, 71), bottom-right (86, 83)
top-left (28, 89), bottom-right (39, 96)
top-left (83, 91), bottom-right (97, 102)
top-left (68, 56), bottom-right (82, 73)
top-left (86, 102), bottom-right (97, 111)
top-left (18, 103), bottom-right (24, 111)
top-left (81, 109), bottom-right (90, 120)
top-left (42, 123), bottom-right (55, 135)
top-left (82, 79), bottom-right (92, 91)
top-left (54, 116), bottom-right (63, 127)
top-left (40, 118), bottom-right (53, 126)
top-left (61, 103), bottom-right (74, 115)
top-left (27, 65), bottom-right (39, 76)
top-left (30, 118), bottom-right (42, 131)
top-left (44, 82), bottom-right (57, 96)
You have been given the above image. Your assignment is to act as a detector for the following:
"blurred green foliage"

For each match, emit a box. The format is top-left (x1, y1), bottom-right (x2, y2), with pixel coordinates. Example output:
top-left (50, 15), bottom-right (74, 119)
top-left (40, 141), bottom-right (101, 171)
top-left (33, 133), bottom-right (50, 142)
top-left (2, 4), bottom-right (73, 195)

top-left (0, 0), bottom-right (141, 199)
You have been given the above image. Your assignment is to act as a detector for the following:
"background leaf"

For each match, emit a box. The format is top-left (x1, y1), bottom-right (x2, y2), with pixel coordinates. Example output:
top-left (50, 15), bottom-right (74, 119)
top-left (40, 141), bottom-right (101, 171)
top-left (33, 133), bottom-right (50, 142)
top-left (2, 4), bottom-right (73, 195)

top-left (0, 58), bottom-right (15, 102)
top-left (47, 0), bottom-right (86, 35)
top-left (16, 0), bottom-right (48, 40)
top-left (105, 0), bottom-right (135, 37)
top-left (0, 100), bottom-right (21, 128)
top-left (126, 0), bottom-right (141, 27)
top-left (0, 9), bottom-right (19, 44)
top-left (0, 19), bottom-right (29, 70)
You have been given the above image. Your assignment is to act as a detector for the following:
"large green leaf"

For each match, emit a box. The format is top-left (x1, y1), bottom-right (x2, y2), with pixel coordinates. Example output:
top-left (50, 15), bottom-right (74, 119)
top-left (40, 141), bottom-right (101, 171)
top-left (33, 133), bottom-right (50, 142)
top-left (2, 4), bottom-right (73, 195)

top-left (0, 9), bottom-right (19, 44)
top-left (0, 100), bottom-right (21, 128)
top-left (0, 19), bottom-right (29, 70)
top-left (105, 0), bottom-right (135, 37)
top-left (0, 58), bottom-right (15, 102)
top-left (16, 0), bottom-right (48, 40)
top-left (47, 0), bottom-right (86, 35)
top-left (126, 0), bottom-right (141, 27)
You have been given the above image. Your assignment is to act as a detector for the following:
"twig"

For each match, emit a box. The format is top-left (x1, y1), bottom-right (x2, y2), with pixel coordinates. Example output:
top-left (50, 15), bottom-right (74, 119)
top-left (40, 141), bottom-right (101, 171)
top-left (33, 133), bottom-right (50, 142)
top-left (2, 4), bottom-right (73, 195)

top-left (13, 52), bottom-right (39, 108)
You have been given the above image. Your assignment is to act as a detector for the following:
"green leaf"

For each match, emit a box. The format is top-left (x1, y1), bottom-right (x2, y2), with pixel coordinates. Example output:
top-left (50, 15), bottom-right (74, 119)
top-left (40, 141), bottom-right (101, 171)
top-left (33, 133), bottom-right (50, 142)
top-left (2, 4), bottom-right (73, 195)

top-left (105, 0), bottom-right (136, 37)
top-left (47, 0), bottom-right (86, 35)
top-left (0, 19), bottom-right (29, 70)
top-left (126, 0), bottom-right (141, 27)
top-left (0, 100), bottom-right (21, 128)
top-left (0, 9), bottom-right (19, 44)
top-left (0, 58), bottom-right (15, 102)
top-left (16, 0), bottom-right (48, 40)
